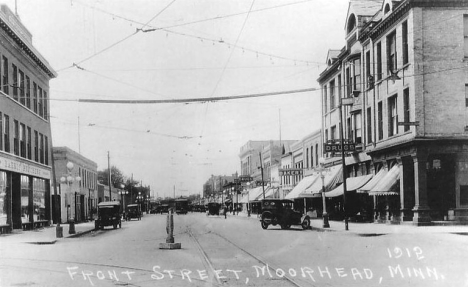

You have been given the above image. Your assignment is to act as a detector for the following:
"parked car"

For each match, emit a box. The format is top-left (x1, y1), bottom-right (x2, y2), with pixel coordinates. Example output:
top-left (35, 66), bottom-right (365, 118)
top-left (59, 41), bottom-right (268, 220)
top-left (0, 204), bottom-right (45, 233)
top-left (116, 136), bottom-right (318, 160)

top-left (126, 204), bottom-right (142, 221)
top-left (260, 199), bottom-right (310, 230)
top-left (95, 201), bottom-right (122, 230)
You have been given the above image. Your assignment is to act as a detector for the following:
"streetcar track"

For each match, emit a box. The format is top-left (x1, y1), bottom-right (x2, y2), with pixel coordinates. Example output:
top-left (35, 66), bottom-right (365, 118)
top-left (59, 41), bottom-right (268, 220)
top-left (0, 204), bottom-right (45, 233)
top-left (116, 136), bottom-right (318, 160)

top-left (185, 223), bottom-right (310, 287)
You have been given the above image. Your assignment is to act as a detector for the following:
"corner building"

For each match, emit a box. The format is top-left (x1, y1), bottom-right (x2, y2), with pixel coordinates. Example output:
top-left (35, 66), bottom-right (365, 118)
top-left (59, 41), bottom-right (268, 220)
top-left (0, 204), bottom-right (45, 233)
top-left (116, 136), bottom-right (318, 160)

top-left (0, 5), bottom-right (57, 233)
top-left (319, 0), bottom-right (468, 225)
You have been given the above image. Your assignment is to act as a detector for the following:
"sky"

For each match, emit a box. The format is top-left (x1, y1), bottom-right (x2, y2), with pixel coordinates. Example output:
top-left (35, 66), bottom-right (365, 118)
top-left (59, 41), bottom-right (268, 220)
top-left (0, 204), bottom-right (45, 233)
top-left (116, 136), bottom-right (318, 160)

top-left (4, 0), bottom-right (349, 198)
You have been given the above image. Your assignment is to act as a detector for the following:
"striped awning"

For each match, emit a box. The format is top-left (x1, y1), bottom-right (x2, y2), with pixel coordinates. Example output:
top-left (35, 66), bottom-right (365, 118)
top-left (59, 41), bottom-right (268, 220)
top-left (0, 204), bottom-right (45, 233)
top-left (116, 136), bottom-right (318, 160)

top-left (368, 165), bottom-right (400, 196)
top-left (284, 175), bottom-right (319, 199)
top-left (357, 168), bottom-right (387, 194)
top-left (325, 174), bottom-right (374, 197)
top-left (300, 165), bottom-right (343, 198)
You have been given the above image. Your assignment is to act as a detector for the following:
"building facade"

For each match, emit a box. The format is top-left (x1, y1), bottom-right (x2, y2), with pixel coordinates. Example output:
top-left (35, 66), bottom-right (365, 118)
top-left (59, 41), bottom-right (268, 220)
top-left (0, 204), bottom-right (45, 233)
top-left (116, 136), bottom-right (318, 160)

top-left (53, 147), bottom-right (98, 223)
top-left (0, 5), bottom-right (57, 233)
top-left (318, 0), bottom-right (468, 224)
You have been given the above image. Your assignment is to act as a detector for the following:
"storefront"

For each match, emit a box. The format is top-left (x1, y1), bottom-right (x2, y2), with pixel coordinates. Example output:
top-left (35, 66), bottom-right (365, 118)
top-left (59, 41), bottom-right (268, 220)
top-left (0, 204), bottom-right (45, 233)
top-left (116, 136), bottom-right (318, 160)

top-left (0, 155), bottom-right (51, 233)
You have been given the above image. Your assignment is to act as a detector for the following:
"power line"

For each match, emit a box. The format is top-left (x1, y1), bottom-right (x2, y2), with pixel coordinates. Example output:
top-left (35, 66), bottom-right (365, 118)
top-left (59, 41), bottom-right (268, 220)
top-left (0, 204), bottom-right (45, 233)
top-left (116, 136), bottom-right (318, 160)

top-left (77, 87), bottom-right (318, 104)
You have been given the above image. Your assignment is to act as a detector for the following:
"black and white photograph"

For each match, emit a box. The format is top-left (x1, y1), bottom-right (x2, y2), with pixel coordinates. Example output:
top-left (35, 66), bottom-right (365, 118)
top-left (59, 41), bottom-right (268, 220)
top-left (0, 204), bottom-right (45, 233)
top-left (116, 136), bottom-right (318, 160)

top-left (0, 0), bottom-right (468, 286)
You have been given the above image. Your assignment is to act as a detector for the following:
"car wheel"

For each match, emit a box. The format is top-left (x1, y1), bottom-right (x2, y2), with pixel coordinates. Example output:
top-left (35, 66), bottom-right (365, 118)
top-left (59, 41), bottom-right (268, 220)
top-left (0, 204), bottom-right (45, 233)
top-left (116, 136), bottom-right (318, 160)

top-left (113, 223), bottom-right (117, 229)
top-left (261, 221), bottom-right (269, 229)
top-left (119, 222), bottom-right (122, 228)
top-left (301, 218), bottom-right (311, 230)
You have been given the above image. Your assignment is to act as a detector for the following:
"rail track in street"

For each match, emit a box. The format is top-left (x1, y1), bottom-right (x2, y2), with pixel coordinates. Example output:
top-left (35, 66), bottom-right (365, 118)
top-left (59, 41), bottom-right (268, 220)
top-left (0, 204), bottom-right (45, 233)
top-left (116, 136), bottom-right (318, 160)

top-left (186, 223), bottom-right (311, 287)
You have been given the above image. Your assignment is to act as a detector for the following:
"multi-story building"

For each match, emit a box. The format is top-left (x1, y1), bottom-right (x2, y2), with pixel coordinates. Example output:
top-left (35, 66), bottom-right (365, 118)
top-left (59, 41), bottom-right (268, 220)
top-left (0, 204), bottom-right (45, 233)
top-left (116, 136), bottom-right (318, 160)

top-left (0, 5), bottom-right (57, 233)
top-left (53, 147), bottom-right (98, 223)
top-left (318, 0), bottom-right (468, 225)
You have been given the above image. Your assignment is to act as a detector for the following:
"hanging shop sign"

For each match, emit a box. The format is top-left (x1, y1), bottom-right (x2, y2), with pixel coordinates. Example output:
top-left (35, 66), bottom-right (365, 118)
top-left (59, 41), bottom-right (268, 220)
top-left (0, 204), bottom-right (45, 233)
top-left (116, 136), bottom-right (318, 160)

top-left (279, 168), bottom-right (303, 176)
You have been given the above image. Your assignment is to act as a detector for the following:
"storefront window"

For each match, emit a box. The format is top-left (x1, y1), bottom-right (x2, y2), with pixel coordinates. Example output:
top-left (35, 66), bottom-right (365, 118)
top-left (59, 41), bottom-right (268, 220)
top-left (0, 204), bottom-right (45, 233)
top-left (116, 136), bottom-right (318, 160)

top-left (21, 175), bottom-right (30, 223)
top-left (0, 172), bottom-right (8, 225)
top-left (33, 178), bottom-right (46, 221)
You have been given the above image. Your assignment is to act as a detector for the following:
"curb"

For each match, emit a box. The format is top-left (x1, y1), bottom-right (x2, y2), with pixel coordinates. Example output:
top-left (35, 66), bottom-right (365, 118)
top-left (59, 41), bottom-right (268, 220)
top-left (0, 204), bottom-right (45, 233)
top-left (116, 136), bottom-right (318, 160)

top-left (66, 228), bottom-right (96, 238)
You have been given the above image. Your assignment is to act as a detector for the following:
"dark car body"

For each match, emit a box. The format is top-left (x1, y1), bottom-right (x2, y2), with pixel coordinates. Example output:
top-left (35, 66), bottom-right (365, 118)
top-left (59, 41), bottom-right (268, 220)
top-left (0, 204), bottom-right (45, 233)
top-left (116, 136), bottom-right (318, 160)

top-left (95, 201), bottom-right (122, 230)
top-left (207, 202), bottom-right (220, 216)
top-left (159, 204), bottom-right (170, 214)
top-left (259, 199), bottom-right (310, 230)
top-left (175, 199), bottom-right (189, 215)
top-left (126, 204), bottom-right (142, 221)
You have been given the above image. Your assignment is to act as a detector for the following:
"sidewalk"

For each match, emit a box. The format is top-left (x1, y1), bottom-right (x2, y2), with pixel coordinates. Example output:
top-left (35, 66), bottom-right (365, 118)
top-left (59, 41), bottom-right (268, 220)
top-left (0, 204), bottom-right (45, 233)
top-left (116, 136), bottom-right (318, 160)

top-left (0, 221), bottom-right (97, 244)
top-left (233, 211), bottom-right (468, 235)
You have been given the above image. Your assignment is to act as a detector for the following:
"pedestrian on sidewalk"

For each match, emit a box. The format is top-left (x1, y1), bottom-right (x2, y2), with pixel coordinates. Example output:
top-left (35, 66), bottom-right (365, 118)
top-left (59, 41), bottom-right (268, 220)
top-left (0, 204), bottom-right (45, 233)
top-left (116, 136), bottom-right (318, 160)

top-left (223, 206), bottom-right (227, 219)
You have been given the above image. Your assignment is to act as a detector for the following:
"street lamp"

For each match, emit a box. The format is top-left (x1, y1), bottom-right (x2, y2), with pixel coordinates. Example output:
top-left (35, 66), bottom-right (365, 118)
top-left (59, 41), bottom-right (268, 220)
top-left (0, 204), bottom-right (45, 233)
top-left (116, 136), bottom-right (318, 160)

top-left (60, 162), bottom-right (81, 234)
top-left (118, 185), bottom-right (128, 212)
top-left (317, 157), bottom-right (330, 228)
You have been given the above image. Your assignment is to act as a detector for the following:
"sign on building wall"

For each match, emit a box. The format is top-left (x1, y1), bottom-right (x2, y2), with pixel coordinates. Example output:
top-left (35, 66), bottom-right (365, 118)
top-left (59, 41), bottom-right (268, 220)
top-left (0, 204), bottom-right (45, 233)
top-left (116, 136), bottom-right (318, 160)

top-left (0, 156), bottom-right (51, 178)
top-left (279, 168), bottom-right (303, 176)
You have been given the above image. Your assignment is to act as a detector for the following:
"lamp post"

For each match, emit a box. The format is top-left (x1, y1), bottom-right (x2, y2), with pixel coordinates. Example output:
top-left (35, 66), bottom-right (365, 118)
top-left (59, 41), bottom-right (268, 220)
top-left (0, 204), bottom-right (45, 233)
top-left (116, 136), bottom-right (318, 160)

top-left (60, 162), bottom-right (81, 234)
top-left (118, 185), bottom-right (128, 214)
top-left (317, 157), bottom-right (330, 228)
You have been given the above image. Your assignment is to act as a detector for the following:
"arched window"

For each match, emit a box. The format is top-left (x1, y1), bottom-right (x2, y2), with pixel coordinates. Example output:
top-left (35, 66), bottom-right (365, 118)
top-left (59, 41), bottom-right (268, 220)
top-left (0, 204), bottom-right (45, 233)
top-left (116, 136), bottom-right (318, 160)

top-left (347, 14), bottom-right (356, 34)
top-left (384, 4), bottom-right (391, 15)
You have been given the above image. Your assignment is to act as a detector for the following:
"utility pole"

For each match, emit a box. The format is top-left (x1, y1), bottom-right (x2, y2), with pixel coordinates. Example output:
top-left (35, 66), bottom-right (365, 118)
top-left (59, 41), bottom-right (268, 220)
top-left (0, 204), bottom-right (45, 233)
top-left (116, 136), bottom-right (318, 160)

top-left (108, 151), bottom-right (112, 200)
top-left (259, 152), bottom-right (265, 199)
top-left (339, 100), bottom-right (349, 231)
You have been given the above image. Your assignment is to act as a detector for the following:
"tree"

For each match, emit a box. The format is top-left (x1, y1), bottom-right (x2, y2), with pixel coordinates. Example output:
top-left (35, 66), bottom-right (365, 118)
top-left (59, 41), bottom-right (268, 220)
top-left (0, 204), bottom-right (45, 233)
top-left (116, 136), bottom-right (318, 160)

top-left (98, 166), bottom-right (125, 188)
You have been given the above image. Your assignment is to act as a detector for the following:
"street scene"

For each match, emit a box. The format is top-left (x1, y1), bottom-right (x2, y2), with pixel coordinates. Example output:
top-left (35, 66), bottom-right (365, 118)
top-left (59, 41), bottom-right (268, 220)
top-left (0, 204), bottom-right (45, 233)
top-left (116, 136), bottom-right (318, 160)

top-left (1, 0), bottom-right (468, 286)
top-left (1, 212), bottom-right (468, 287)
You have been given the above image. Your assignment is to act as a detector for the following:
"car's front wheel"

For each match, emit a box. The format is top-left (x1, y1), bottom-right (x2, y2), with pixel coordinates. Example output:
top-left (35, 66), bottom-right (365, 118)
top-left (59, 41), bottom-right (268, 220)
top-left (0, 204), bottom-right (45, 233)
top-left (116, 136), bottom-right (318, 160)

top-left (301, 218), bottom-right (311, 230)
top-left (261, 221), bottom-right (269, 229)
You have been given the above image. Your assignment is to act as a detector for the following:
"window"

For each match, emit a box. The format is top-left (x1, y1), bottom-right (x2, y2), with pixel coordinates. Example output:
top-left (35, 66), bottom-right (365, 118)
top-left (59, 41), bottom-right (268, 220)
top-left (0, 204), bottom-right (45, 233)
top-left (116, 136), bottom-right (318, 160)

top-left (323, 84), bottom-right (328, 113)
top-left (331, 126), bottom-right (336, 141)
top-left (367, 107), bottom-right (372, 144)
top-left (387, 31), bottom-right (397, 73)
top-left (20, 123), bottom-right (25, 158)
top-left (464, 15), bottom-right (468, 57)
top-left (2, 56), bottom-right (8, 95)
top-left (347, 117), bottom-right (352, 140)
top-left (330, 80), bottom-right (335, 109)
top-left (402, 21), bottom-right (408, 65)
top-left (25, 76), bottom-right (30, 109)
top-left (404, 88), bottom-right (410, 132)
top-left (325, 129), bottom-right (329, 143)
top-left (34, 130), bottom-right (38, 162)
top-left (306, 148), bottom-right (309, 168)
top-left (39, 133), bottom-right (44, 164)
top-left (353, 58), bottom-right (361, 91)
top-left (19, 70), bottom-right (25, 105)
top-left (388, 95), bottom-right (398, 137)
top-left (27, 127), bottom-right (31, 159)
top-left (346, 67), bottom-right (352, 96)
top-left (3, 115), bottom-right (9, 152)
top-left (311, 146), bottom-right (314, 168)
top-left (38, 87), bottom-right (43, 117)
top-left (378, 102), bottom-right (383, 140)
top-left (366, 51), bottom-right (371, 88)
top-left (354, 112), bottom-right (362, 144)
top-left (44, 135), bottom-right (48, 165)
top-left (33, 83), bottom-right (38, 113)
top-left (377, 42), bottom-right (382, 80)
top-left (315, 144), bottom-right (318, 166)
top-left (12, 64), bottom-right (18, 101)
top-left (338, 75), bottom-right (342, 99)
top-left (13, 120), bottom-right (19, 155)
top-left (43, 91), bottom-right (48, 120)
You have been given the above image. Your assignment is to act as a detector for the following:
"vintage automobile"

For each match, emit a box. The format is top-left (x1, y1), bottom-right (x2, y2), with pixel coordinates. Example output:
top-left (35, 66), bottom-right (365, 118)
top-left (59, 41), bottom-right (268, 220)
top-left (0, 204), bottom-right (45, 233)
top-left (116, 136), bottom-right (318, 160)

top-left (175, 198), bottom-right (189, 215)
top-left (206, 202), bottom-right (220, 216)
top-left (159, 204), bottom-right (170, 214)
top-left (95, 201), bottom-right (122, 230)
top-left (126, 204), bottom-right (142, 221)
top-left (260, 199), bottom-right (310, 230)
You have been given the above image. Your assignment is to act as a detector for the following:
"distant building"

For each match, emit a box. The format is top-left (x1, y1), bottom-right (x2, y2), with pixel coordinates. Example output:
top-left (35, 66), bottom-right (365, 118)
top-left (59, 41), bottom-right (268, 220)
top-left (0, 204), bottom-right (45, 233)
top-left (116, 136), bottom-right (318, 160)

top-left (0, 5), bottom-right (57, 233)
top-left (53, 147), bottom-right (97, 223)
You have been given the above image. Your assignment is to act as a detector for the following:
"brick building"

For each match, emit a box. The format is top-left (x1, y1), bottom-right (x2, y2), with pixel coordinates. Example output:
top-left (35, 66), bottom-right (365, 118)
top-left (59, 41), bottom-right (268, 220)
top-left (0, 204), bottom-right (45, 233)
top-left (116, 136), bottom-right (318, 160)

top-left (318, 0), bottom-right (468, 225)
top-left (0, 5), bottom-right (57, 233)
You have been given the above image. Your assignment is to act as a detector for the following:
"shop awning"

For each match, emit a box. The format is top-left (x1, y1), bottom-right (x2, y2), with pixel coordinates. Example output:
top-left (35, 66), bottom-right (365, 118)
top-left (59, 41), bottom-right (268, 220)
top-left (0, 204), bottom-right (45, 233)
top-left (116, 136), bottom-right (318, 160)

top-left (369, 165), bottom-right (400, 196)
top-left (300, 165), bottom-right (343, 198)
top-left (284, 175), bottom-right (319, 199)
top-left (243, 187), bottom-right (265, 202)
top-left (239, 193), bottom-right (249, 204)
top-left (357, 168), bottom-right (387, 194)
top-left (325, 174), bottom-right (374, 198)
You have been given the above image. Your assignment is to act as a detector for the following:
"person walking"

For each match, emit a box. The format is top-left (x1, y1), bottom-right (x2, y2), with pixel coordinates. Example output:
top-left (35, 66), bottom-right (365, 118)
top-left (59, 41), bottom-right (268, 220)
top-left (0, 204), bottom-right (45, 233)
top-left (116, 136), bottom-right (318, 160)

top-left (223, 205), bottom-right (227, 219)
